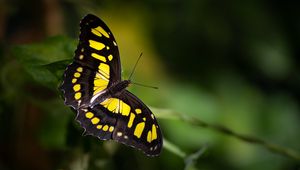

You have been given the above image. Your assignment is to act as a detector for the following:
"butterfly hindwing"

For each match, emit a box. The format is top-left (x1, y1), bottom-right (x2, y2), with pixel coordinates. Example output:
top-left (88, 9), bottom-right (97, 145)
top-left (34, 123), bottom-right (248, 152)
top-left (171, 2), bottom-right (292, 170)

top-left (111, 90), bottom-right (162, 156)
top-left (75, 90), bottom-right (162, 156)
top-left (76, 105), bottom-right (118, 140)
top-left (61, 14), bottom-right (121, 109)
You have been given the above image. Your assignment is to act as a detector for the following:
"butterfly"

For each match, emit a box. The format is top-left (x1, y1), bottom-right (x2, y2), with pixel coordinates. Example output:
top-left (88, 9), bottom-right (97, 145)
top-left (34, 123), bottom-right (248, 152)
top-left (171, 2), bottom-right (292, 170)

top-left (60, 14), bottom-right (162, 156)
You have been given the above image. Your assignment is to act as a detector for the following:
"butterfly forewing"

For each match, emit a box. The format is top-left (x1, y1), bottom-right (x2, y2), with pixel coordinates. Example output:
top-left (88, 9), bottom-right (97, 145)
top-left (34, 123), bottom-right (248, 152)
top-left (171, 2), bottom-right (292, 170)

top-left (61, 14), bottom-right (163, 156)
top-left (61, 14), bottom-right (121, 109)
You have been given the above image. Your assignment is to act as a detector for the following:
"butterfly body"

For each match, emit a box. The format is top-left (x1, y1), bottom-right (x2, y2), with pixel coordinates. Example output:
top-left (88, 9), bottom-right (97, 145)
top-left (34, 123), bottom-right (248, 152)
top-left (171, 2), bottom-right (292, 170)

top-left (60, 14), bottom-right (162, 156)
top-left (89, 80), bottom-right (130, 108)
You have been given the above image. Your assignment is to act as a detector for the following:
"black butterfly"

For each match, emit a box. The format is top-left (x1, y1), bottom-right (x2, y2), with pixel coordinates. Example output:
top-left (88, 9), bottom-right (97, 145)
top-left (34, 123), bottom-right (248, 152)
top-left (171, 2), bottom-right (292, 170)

top-left (60, 14), bottom-right (162, 156)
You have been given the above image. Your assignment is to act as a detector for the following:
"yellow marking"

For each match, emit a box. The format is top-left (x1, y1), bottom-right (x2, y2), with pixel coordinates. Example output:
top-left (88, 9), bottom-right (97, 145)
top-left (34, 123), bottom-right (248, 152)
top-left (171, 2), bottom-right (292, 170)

top-left (93, 82), bottom-right (108, 95)
top-left (95, 26), bottom-right (110, 38)
top-left (102, 125), bottom-right (109, 131)
top-left (72, 78), bottom-right (77, 83)
top-left (127, 113), bottom-right (135, 128)
top-left (79, 55), bottom-right (84, 60)
top-left (108, 54), bottom-right (113, 61)
top-left (81, 48), bottom-right (84, 52)
top-left (106, 46), bottom-right (110, 50)
top-left (97, 125), bottom-right (102, 129)
top-left (89, 40), bottom-right (105, 50)
top-left (152, 124), bottom-right (157, 141)
top-left (98, 63), bottom-right (110, 79)
top-left (113, 41), bottom-right (117, 46)
top-left (101, 98), bottom-right (132, 116)
top-left (74, 92), bottom-right (81, 100)
top-left (147, 131), bottom-right (152, 143)
top-left (73, 84), bottom-right (81, 92)
top-left (134, 122), bottom-right (145, 138)
top-left (91, 117), bottom-right (100, 124)
top-left (91, 28), bottom-right (101, 37)
top-left (94, 78), bottom-right (108, 87)
top-left (91, 53), bottom-right (107, 62)
top-left (117, 132), bottom-right (122, 136)
top-left (74, 72), bottom-right (81, 78)
top-left (101, 98), bottom-right (112, 106)
top-left (77, 67), bottom-right (83, 72)
top-left (107, 98), bottom-right (119, 113)
top-left (135, 109), bottom-right (142, 114)
top-left (85, 112), bottom-right (94, 119)
top-left (121, 101), bottom-right (130, 116)
top-left (109, 126), bottom-right (114, 132)
top-left (143, 117), bottom-right (146, 121)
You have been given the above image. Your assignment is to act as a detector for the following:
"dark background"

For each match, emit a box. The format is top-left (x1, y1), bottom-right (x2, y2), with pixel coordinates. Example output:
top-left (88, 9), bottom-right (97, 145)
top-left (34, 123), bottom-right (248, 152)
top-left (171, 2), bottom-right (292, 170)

top-left (0, 0), bottom-right (300, 169)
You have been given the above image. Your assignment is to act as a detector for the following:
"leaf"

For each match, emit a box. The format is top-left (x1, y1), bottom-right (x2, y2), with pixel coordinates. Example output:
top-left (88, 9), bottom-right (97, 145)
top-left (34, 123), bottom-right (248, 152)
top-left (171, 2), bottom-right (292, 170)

top-left (13, 36), bottom-right (76, 89)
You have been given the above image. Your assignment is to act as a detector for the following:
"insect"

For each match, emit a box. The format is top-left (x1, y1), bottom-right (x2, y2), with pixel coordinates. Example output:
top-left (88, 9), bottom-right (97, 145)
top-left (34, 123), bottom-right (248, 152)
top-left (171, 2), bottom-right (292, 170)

top-left (60, 14), bottom-right (162, 156)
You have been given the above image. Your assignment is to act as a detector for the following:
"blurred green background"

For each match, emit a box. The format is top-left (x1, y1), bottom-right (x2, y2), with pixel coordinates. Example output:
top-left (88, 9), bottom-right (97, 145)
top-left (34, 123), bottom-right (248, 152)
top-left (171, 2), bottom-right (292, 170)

top-left (0, 0), bottom-right (300, 169)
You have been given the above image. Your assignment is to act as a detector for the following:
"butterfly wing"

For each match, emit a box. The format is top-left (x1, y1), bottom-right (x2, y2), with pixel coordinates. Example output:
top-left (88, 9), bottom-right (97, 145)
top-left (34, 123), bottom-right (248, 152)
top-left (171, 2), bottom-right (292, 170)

top-left (76, 90), bottom-right (163, 156)
top-left (61, 14), bottom-right (121, 109)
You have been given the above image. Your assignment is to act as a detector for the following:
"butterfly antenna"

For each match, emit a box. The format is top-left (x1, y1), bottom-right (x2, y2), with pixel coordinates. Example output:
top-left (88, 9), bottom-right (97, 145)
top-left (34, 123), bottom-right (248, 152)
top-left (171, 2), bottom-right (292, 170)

top-left (131, 81), bottom-right (159, 89)
top-left (128, 52), bottom-right (143, 81)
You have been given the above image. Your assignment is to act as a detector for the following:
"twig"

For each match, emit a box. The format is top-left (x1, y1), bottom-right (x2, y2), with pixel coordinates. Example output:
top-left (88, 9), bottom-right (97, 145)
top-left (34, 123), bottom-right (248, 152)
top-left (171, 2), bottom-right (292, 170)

top-left (179, 114), bottom-right (300, 161)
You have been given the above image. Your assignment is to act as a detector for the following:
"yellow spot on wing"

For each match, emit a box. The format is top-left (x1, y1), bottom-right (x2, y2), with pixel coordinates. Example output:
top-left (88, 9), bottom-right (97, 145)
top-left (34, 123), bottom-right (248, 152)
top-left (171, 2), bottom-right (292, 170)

top-left (74, 72), bottom-right (81, 78)
top-left (93, 77), bottom-right (108, 95)
top-left (85, 112), bottom-right (94, 118)
top-left (107, 98), bottom-right (119, 113)
top-left (97, 125), bottom-right (102, 129)
top-left (102, 125), bottom-right (109, 131)
top-left (77, 67), bottom-right (83, 72)
top-left (91, 53), bottom-right (107, 62)
top-left (109, 126), bottom-right (114, 132)
top-left (74, 92), bottom-right (81, 100)
top-left (121, 102), bottom-right (130, 116)
top-left (151, 124), bottom-right (157, 141)
top-left (135, 109), bottom-right (142, 114)
top-left (89, 40), bottom-right (105, 50)
top-left (147, 131), bottom-right (152, 143)
top-left (127, 113), bottom-right (135, 128)
top-left (101, 98), bottom-right (112, 106)
top-left (101, 98), bottom-right (132, 116)
top-left (94, 78), bottom-right (108, 87)
top-left (95, 26), bottom-right (110, 38)
top-left (73, 84), bottom-right (81, 92)
top-left (72, 78), bottom-right (77, 83)
top-left (91, 117), bottom-right (100, 124)
top-left (91, 28), bottom-right (101, 37)
top-left (108, 55), bottom-right (113, 61)
top-left (134, 122), bottom-right (145, 138)
top-left (98, 63), bottom-right (110, 79)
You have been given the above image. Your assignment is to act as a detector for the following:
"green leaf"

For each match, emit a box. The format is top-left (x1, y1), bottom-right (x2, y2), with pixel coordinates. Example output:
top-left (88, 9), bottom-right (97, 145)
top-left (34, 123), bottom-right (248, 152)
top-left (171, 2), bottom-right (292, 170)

top-left (13, 36), bottom-right (76, 89)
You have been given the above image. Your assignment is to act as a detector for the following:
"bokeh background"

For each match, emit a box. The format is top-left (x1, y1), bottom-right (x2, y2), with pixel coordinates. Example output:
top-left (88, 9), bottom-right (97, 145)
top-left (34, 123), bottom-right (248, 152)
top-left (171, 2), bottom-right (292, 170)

top-left (1, 0), bottom-right (300, 169)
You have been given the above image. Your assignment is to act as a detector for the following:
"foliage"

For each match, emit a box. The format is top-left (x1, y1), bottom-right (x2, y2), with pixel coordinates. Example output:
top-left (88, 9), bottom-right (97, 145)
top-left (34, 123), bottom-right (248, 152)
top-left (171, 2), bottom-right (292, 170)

top-left (1, 1), bottom-right (300, 170)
